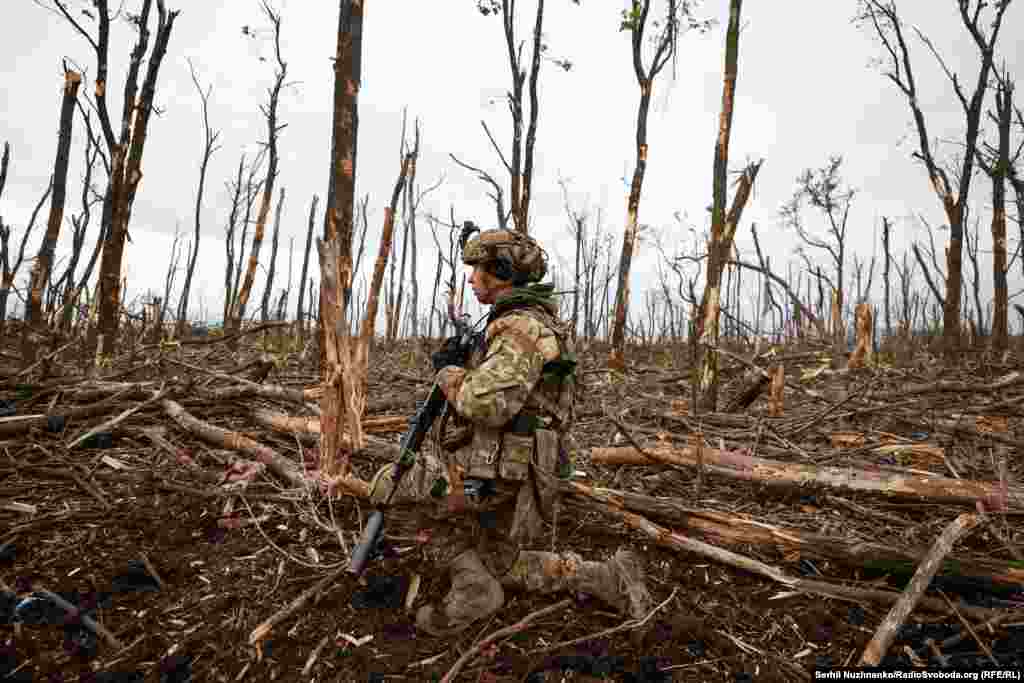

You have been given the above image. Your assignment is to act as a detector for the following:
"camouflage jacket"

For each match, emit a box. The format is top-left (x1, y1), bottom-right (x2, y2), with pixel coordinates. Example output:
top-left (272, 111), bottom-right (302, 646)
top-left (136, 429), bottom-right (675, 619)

top-left (441, 283), bottom-right (575, 481)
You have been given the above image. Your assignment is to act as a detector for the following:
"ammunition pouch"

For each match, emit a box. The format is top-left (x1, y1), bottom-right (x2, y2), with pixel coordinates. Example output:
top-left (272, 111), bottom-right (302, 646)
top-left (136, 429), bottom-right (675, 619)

top-left (531, 428), bottom-right (560, 519)
top-left (441, 424), bottom-right (473, 452)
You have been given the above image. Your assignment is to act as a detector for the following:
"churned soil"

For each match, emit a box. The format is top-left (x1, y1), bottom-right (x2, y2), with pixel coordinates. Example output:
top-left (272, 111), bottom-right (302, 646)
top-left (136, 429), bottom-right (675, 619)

top-left (2, 336), bottom-right (1023, 681)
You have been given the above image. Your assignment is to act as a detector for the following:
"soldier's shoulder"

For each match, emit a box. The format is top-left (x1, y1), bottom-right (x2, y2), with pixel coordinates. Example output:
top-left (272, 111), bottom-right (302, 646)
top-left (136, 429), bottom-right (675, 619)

top-left (487, 309), bottom-right (549, 339)
top-left (487, 309), bottom-right (561, 360)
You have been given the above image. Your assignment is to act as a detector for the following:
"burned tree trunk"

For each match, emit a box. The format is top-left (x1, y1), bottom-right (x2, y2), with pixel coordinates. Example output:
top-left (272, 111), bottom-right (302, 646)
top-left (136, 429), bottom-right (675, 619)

top-left (22, 68), bottom-right (81, 363)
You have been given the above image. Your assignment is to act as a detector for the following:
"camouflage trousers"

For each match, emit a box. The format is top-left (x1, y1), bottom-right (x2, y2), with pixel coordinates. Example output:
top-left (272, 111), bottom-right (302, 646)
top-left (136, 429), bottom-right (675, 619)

top-left (368, 454), bottom-right (545, 577)
top-left (369, 454), bottom-right (652, 629)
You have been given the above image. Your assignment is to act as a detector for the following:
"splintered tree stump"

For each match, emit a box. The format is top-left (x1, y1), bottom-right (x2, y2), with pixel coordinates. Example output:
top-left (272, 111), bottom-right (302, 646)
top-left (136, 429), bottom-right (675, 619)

top-left (847, 303), bottom-right (873, 369)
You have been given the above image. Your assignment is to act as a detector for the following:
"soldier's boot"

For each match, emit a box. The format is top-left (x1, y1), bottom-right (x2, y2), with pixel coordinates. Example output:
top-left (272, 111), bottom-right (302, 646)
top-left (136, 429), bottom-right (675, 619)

top-left (502, 548), bottom-right (652, 620)
top-left (415, 549), bottom-right (505, 637)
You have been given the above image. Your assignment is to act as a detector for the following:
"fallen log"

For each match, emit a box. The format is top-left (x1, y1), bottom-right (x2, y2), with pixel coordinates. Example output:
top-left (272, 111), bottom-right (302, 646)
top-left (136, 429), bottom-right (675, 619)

top-left (868, 372), bottom-right (1024, 401)
top-left (563, 482), bottom-right (1024, 586)
top-left (0, 387), bottom-right (151, 438)
top-left (859, 513), bottom-right (981, 666)
top-left (66, 386), bottom-right (170, 450)
top-left (162, 399), bottom-right (306, 488)
top-left (250, 408), bottom-right (407, 437)
top-left (590, 443), bottom-right (1024, 510)
top-left (567, 482), bottom-right (996, 621)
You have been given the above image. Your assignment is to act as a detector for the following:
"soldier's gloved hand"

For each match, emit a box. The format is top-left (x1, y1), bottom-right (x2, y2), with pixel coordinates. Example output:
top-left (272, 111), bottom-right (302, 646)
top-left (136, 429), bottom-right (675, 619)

top-left (431, 336), bottom-right (466, 371)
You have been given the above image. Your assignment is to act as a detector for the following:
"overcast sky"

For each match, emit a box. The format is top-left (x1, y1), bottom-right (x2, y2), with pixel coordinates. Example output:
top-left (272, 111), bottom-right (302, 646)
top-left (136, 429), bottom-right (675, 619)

top-left (1, 0), bottom-right (1022, 331)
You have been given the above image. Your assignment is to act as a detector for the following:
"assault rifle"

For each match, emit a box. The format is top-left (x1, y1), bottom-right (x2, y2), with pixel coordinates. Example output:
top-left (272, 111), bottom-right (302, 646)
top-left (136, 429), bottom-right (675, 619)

top-left (348, 313), bottom-right (477, 576)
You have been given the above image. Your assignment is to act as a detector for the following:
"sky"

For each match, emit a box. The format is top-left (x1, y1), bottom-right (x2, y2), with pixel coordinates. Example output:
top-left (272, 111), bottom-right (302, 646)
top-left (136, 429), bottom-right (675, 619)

top-left (1, 0), bottom-right (1022, 334)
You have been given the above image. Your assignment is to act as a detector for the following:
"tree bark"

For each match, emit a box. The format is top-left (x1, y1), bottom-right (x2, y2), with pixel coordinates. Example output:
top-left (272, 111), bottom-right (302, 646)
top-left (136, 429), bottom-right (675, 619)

top-left (591, 443), bottom-right (1024, 510)
top-left (319, 0), bottom-right (363, 371)
top-left (989, 77), bottom-right (1012, 350)
top-left (22, 69), bottom-right (81, 363)
top-left (317, 236), bottom-right (363, 477)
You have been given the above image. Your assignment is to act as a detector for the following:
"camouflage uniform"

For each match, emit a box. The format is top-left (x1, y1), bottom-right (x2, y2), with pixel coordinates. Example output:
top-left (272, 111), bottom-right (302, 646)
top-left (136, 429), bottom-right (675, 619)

top-left (370, 229), bottom-right (651, 637)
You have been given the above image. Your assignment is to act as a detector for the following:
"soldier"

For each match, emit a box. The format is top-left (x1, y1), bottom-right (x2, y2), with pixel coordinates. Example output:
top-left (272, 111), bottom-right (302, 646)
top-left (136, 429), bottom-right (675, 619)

top-left (369, 227), bottom-right (651, 637)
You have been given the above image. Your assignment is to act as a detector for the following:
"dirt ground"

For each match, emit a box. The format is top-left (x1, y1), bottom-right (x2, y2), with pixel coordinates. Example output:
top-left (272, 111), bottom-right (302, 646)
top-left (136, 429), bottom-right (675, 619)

top-left (2, 332), bottom-right (1023, 681)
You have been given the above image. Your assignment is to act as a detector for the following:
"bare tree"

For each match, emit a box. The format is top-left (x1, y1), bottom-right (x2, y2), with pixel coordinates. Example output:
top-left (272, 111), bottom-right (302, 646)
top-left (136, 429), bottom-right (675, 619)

top-left (397, 120), bottom-right (441, 340)
top-left (1, 170), bottom-right (53, 327)
top-left (177, 58), bottom-right (221, 337)
top-left (473, 0), bottom-right (570, 233)
top-left (156, 224), bottom-right (183, 340)
top-left (976, 71), bottom-right (1016, 349)
top-left (223, 155), bottom-right (246, 326)
top-left (22, 68), bottom-right (82, 362)
top-left (52, 108), bottom-right (104, 331)
top-left (366, 153), bottom-right (413, 348)
top-left (858, 0), bottom-right (1013, 356)
top-left (49, 0), bottom-right (180, 355)
top-left (892, 248), bottom-right (919, 334)
top-left (277, 235), bottom-right (293, 321)
top-left (881, 216), bottom-right (893, 337)
top-left (228, 2), bottom-right (288, 339)
top-left (296, 194), bottom-right (317, 331)
top-left (319, 0), bottom-right (365, 478)
top-left (609, 0), bottom-right (708, 368)
top-left (779, 155), bottom-right (856, 350)
top-left (693, 0), bottom-right (762, 411)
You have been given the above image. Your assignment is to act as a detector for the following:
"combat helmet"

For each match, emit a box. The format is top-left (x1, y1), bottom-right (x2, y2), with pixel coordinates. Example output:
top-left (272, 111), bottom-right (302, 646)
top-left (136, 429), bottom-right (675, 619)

top-left (460, 222), bottom-right (547, 285)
